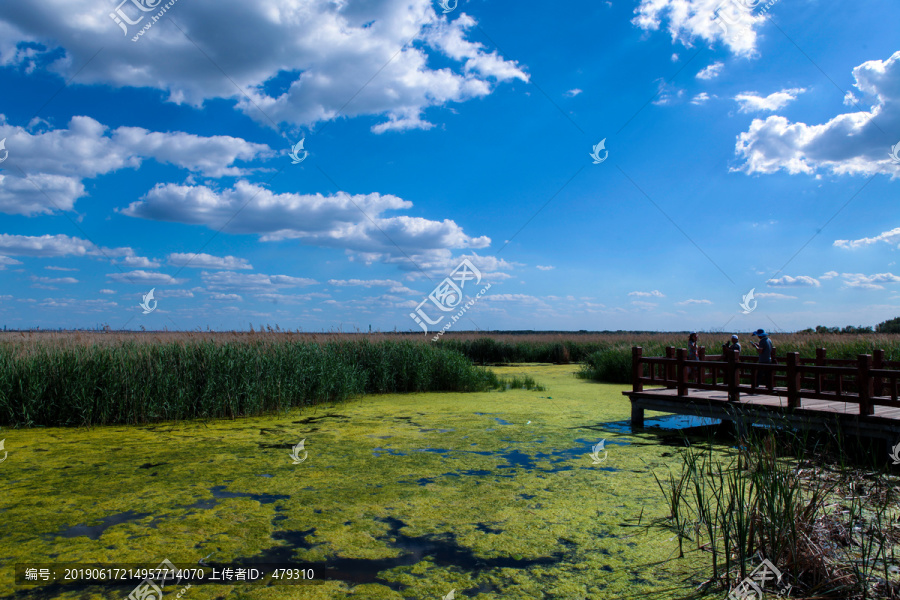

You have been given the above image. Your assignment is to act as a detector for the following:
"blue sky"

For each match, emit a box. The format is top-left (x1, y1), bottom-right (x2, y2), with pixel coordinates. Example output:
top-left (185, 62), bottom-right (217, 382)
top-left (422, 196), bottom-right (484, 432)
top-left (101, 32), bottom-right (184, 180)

top-left (0, 0), bottom-right (898, 333)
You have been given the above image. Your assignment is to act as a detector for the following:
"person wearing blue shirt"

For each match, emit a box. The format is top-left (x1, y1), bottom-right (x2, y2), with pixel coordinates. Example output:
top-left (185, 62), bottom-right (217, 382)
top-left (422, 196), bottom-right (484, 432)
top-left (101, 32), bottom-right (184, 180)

top-left (751, 329), bottom-right (773, 387)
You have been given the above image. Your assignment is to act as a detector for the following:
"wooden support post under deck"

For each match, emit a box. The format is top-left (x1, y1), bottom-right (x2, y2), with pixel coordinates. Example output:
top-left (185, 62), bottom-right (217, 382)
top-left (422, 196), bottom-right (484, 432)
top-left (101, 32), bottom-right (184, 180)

top-left (858, 354), bottom-right (874, 416)
top-left (631, 346), bottom-right (643, 393)
top-left (631, 402), bottom-right (644, 429)
top-left (786, 352), bottom-right (801, 408)
top-left (676, 348), bottom-right (688, 397)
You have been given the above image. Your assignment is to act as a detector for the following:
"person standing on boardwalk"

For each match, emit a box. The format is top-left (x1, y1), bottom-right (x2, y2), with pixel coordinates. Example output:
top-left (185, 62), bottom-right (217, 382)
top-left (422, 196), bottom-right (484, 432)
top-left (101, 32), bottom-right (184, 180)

top-left (751, 329), bottom-right (773, 387)
top-left (726, 334), bottom-right (741, 353)
top-left (687, 332), bottom-right (699, 381)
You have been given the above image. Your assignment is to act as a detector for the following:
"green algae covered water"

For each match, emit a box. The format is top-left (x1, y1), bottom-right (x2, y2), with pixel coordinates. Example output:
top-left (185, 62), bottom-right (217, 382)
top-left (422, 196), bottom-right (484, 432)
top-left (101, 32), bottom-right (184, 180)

top-left (1, 365), bottom-right (722, 599)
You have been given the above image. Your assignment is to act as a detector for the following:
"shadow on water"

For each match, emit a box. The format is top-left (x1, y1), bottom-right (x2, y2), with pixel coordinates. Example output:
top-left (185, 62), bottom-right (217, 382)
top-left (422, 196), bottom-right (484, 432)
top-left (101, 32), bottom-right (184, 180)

top-left (229, 516), bottom-right (570, 592)
top-left (24, 515), bottom-right (572, 597)
top-left (180, 486), bottom-right (290, 510)
top-left (51, 510), bottom-right (152, 541)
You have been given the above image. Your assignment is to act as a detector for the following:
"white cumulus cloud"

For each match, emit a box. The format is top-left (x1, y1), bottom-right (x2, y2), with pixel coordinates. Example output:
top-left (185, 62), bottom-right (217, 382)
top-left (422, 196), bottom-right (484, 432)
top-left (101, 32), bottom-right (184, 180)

top-left (734, 52), bottom-right (900, 177)
top-left (734, 88), bottom-right (806, 113)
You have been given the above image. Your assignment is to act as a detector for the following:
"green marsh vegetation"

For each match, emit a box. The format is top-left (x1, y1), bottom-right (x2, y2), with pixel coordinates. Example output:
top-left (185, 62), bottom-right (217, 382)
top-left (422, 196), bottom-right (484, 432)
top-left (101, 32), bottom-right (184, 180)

top-left (651, 425), bottom-right (900, 599)
top-left (0, 338), bottom-right (516, 427)
top-left (0, 365), bottom-right (713, 600)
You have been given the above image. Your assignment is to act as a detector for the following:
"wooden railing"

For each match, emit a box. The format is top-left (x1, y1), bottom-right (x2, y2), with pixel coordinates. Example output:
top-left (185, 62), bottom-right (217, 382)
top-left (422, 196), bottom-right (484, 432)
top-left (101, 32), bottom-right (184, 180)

top-left (630, 346), bottom-right (900, 415)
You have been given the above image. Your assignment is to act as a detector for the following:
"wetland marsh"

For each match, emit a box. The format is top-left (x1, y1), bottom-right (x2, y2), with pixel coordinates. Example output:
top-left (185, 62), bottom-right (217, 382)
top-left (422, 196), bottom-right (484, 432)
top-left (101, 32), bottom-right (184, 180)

top-left (1, 364), bottom-right (717, 600)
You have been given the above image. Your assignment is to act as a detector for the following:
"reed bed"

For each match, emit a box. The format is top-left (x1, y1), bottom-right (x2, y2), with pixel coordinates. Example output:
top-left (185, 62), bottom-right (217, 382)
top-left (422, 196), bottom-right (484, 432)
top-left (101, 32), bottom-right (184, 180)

top-left (651, 428), bottom-right (900, 599)
top-left (0, 339), bottom-right (503, 428)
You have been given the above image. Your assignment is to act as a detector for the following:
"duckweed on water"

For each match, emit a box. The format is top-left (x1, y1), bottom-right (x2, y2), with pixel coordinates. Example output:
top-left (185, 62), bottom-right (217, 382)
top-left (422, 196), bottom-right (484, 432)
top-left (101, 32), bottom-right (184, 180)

top-left (1, 365), bottom-right (724, 599)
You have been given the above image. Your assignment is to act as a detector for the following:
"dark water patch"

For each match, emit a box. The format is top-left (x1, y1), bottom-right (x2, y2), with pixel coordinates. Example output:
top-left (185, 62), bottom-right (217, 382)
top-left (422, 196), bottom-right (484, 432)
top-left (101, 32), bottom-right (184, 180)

top-left (227, 516), bottom-right (568, 591)
top-left (601, 565), bottom-right (614, 572)
top-left (443, 469), bottom-right (498, 478)
top-left (494, 418), bottom-right (513, 425)
top-left (210, 486), bottom-right (289, 504)
top-left (180, 486), bottom-right (289, 510)
top-left (257, 474), bottom-right (274, 478)
top-left (452, 439), bottom-right (624, 474)
top-left (52, 510), bottom-right (152, 540)
top-left (139, 462), bottom-right (166, 469)
top-left (259, 428), bottom-right (290, 435)
top-left (413, 447), bottom-right (451, 454)
top-left (476, 523), bottom-right (503, 534)
top-left (182, 498), bottom-right (217, 510)
top-left (518, 493), bottom-right (536, 500)
top-left (367, 435), bottom-right (393, 439)
top-left (373, 447), bottom-right (406, 457)
top-left (598, 414), bottom-right (720, 435)
top-left (497, 449), bottom-right (537, 470)
top-left (293, 413), bottom-right (349, 425)
top-left (463, 581), bottom-right (500, 596)
top-left (258, 441), bottom-right (297, 449)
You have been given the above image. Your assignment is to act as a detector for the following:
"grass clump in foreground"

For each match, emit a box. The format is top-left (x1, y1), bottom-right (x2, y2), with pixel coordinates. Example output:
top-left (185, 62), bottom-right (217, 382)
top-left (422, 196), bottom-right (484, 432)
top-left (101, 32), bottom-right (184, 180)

top-left (651, 427), bottom-right (900, 599)
top-left (0, 339), bottom-right (536, 428)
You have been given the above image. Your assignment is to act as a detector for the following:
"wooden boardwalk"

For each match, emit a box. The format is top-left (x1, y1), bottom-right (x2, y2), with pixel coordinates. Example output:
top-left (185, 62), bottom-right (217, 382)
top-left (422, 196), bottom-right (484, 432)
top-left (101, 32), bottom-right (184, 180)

top-left (622, 346), bottom-right (900, 446)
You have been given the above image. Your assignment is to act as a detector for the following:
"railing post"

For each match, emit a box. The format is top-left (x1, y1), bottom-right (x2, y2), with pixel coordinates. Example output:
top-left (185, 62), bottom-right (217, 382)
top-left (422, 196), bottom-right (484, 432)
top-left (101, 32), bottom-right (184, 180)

top-left (698, 346), bottom-right (706, 384)
top-left (786, 352), bottom-right (801, 408)
top-left (858, 354), bottom-right (873, 415)
top-left (815, 348), bottom-right (826, 393)
top-left (665, 346), bottom-right (676, 389)
top-left (677, 348), bottom-right (688, 397)
top-left (727, 347), bottom-right (739, 402)
top-left (632, 346), bottom-right (644, 393)
top-left (873, 349), bottom-right (884, 397)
